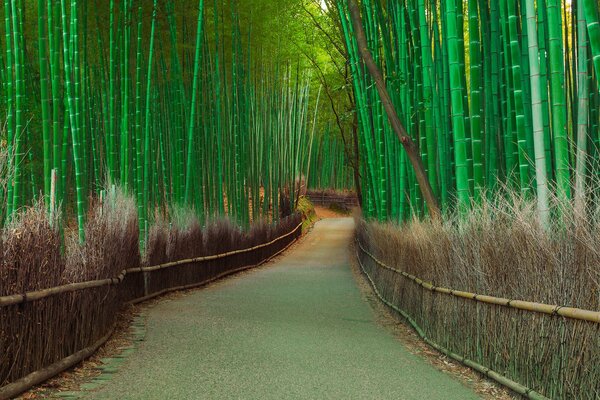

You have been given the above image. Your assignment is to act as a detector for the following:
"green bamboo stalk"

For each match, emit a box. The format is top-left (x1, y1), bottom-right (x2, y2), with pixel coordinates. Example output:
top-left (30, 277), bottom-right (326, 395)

top-left (468, 0), bottom-right (484, 199)
top-left (444, 0), bottom-right (470, 207)
top-left (134, 4), bottom-right (144, 237)
top-left (120, 0), bottom-right (131, 189)
top-left (536, 0), bottom-right (553, 181)
top-left (184, 0), bottom-right (206, 204)
top-left (59, 0), bottom-right (86, 241)
top-left (10, 0), bottom-right (24, 213)
top-left (583, 0), bottom-right (600, 87)
top-left (547, 0), bottom-right (571, 199)
top-left (213, 0), bottom-right (224, 214)
top-left (525, 0), bottom-right (550, 226)
top-left (49, 0), bottom-right (63, 210)
top-left (142, 0), bottom-right (159, 245)
top-left (4, 0), bottom-right (14, 219)
top-left (108, 0), bottom-right (116, 182)
top-left (505, 0), bottom-right (531, 194)
top-left (38, 0), bottom-right (51, 203)
top-left (417, 0), bottom-right (439, 200)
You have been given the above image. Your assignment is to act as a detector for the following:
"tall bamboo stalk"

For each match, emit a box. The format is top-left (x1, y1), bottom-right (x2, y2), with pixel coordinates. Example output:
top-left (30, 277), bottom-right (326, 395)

top-left (184, 0), bottom-right (206, 204)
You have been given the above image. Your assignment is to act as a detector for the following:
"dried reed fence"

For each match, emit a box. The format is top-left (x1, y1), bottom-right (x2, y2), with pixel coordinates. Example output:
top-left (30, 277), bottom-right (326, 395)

top-left (0, 194), bottom-right (303, 399)
top-left (356, 197), bottom-right (600, 400)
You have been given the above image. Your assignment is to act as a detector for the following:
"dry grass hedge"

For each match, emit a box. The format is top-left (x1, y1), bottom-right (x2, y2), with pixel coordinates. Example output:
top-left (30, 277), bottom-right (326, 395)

top-left (62, 191), bottom-right (140, 358)
top-left (0, 204), bottom-right (64, 385)
top-left (357, 194), bottom-right (600, 399)
top-left (0, 191), bottom-right (304, 390)
top-left (137, 214), bottom-right (302, 301)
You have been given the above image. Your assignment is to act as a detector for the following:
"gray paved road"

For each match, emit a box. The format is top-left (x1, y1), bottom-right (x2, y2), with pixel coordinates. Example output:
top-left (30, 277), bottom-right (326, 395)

top-left (88, 218), bottom-right (479, 399)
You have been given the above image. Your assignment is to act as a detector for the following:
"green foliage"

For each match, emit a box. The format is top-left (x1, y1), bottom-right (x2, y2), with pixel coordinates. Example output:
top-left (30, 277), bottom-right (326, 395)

top-left (0, 0), bottom-right (334, 243)
top-left (295, 195), bottom-right (317, 232)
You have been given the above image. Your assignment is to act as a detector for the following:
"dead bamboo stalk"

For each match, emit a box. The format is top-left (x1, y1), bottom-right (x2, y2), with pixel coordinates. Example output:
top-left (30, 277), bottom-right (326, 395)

top-left (49, 169), bottom-right (57, 223)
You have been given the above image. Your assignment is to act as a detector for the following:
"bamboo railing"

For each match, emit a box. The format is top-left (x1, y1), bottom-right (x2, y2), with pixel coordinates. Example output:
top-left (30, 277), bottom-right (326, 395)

top-left (356, 240), bottom-right (600, 324)
top-left (306, 191), bottom-right (359, 211)
top-left (0, 222), bottom-right (302, 309)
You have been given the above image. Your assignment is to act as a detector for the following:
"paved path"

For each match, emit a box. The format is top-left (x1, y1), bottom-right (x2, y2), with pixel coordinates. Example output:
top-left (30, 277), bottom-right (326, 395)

top-left (88, 218), bottom-right (479, 399)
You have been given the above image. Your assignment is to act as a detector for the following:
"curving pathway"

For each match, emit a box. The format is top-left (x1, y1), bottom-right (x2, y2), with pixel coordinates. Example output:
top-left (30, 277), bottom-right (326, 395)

top-left (86, 218), bottom-right (479, 399)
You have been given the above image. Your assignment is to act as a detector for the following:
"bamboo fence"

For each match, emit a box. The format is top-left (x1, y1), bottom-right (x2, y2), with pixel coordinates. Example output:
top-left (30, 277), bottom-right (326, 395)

top-left (306, 190), bottom-right (359, 211)
top-left (356, 235), bottom-right (600, 399)
top-left (0, 216), bottom-right (303, 400)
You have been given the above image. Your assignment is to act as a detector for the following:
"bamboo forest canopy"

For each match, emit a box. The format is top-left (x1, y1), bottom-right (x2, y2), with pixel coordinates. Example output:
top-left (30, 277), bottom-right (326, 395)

top-left (338, 0), bottom-right (600, 223)
top-left (0, 0), bottom-right (355, 244)
top-left (6, 0), bottom-right (598, 241)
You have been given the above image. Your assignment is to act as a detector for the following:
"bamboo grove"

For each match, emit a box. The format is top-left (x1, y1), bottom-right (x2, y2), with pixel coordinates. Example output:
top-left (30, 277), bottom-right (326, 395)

top-left (308, 126), bottom-right (355, 191)
top-left (338, 0), bottom-right (600, 222)
top-left (0, 0), bottom-right (322, 243)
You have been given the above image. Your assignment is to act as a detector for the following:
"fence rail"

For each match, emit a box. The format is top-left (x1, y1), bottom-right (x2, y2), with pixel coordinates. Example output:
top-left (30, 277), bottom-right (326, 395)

top-left (306, 191), bottom-right (359, 209)
top-left (356, 239), bottom-right (600, 324)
